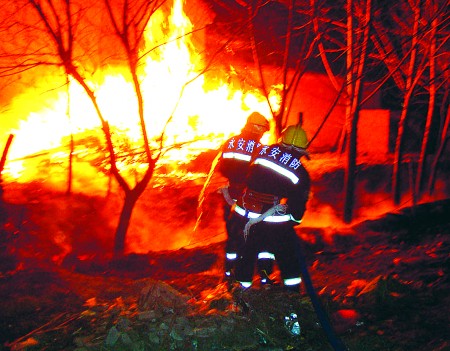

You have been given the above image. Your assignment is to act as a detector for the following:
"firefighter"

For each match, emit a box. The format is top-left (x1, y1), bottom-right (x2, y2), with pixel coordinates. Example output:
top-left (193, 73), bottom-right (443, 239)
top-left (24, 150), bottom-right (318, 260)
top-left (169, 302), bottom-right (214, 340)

top-left (233, 123), bottom-right (311, 292)
top-left (217, 111), bottom-right (275, 285)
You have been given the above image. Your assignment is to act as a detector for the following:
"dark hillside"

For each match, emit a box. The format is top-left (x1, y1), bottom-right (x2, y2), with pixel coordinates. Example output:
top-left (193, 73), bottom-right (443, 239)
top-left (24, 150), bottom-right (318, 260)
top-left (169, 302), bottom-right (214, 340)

top-left (1, 157), bottom-right (449, 350)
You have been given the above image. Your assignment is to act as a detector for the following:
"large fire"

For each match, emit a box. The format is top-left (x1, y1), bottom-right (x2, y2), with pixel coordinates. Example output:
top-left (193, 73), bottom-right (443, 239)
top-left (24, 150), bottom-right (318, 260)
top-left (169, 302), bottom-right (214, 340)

top-left (2, 0), bottom-right (278, 191)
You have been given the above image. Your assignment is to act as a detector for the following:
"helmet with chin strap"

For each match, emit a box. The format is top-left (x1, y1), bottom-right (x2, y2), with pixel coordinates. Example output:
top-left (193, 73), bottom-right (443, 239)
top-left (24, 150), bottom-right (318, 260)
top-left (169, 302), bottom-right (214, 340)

top-left (281, 124), bottom-right (308, 149)
top-left (243, 112), bottom-right (270, 134)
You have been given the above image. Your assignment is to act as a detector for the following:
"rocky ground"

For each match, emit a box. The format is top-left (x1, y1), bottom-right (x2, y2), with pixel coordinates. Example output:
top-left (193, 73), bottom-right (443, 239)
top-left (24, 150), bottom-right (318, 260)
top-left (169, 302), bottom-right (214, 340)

top-left (1, 192), bottom-right (449, 351)
top-left (1, 152), bottom-right (449, 351)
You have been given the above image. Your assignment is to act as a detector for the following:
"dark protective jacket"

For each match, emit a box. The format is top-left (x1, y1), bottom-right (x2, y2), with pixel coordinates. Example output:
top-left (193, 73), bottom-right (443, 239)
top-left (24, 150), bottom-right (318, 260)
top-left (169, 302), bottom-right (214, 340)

top-left (218, 130), bottom-right (264, 199)
top-left (236, 142), bottom-right (310, 223)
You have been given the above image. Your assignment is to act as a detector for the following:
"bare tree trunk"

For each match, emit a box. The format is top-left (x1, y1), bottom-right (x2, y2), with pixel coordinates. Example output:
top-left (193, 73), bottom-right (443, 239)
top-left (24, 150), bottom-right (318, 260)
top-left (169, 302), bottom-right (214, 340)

top-left (70, 67), bottom-right (149, 258)
top-left (113, 166), bottom-right (154, 255)
top-left (344, 118), bottom-right (357, 223)
top-left (113, 191), bottom-right (138, 256)
top-left (415, 1), bottom-right (437, 198)
top-left (104, 0), bottom-right (160, 257)
top-left (340, 0), bottom-right (356, 158)
top-left (343, 0), bottom-right (372, 223)
top-left (392, 0), bottom-right (421, 204)
top-left (0, 134), bottom-right (14, 214)
top-left (343, 0), bottom-right (354, 222)
top-left (65, 75), bottom-right (73, 196)
top-left (428, 102), bottom-right (450, 194)
top-left (393, 90), bottom-right (414, 204)
top-left (0, 135), bottom-right (14, 178)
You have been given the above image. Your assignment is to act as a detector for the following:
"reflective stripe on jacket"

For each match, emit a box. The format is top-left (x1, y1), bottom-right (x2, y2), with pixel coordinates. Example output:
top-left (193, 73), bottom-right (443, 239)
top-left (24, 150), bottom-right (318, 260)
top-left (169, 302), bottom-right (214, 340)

top-left (234, 203), bottom-right (301, 224)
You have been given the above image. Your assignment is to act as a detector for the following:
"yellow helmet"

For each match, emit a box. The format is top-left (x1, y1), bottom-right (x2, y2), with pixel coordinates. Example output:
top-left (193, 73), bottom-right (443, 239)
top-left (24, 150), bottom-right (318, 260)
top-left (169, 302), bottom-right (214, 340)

top-left (243, 112), bottom-right (270, 133)
top-left (281, 124), bottom-right (308, 149)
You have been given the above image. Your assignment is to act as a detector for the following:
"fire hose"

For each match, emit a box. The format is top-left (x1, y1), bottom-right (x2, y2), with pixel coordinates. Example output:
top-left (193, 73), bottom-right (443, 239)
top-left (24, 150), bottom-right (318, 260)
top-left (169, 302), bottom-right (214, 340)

top-left (295, 237), bottom-right (348, 351)
top-left (235, 199), bottom-right (348, 351)
top-left (218, 186), bottom-right (235, 207)
top-left (220, 187), bottom-right (348, 350)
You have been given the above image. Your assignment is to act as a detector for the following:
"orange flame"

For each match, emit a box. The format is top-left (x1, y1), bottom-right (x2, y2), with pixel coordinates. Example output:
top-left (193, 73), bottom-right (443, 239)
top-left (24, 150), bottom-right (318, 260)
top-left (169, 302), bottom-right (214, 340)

top-left (3, 0), bottom-right (278, 188)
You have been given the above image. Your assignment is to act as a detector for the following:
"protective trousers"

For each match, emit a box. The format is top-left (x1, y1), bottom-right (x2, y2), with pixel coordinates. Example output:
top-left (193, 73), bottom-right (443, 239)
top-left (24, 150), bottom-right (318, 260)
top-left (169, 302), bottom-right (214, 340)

top-left (235, 221), bottom-right (302, 291)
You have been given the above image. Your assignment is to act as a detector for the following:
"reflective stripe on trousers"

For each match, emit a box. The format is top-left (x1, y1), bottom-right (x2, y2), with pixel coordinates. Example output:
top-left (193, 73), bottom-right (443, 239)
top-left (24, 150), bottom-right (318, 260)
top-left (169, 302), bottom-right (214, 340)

top-left (284, 277), bottom-right (302, 286)
top-left (226, 252), bottom-right (238, 260)
top-left (258, 251), bottom-right (275, 260)
top-left (225, 253), bottom-right (238, 276)
top-left (238, 281), bottom-right (252, 288)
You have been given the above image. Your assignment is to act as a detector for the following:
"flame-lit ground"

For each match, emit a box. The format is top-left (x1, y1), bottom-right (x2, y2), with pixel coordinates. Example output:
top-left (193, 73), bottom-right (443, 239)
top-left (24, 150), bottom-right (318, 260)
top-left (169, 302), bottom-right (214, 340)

top-left (1, 154), bottom-right (449, 350)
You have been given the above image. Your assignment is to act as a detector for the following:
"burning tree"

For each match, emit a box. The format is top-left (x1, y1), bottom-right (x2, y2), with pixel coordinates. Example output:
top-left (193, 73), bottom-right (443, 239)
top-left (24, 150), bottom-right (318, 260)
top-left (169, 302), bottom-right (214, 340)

top-left (0, 0), bottom-right (276, 257)
top-left (1, 0), bottom-right (447, 245)
top-left (14, 0), bottom-right (178, 257)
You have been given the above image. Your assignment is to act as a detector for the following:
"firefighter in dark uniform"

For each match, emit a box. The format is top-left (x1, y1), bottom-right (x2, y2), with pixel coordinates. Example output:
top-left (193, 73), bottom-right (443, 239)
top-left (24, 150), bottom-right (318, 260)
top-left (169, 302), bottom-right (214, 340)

top-left (233, 124), bottom-right (311, 291)
top-left (218, 111), bottom-right (275, 285)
